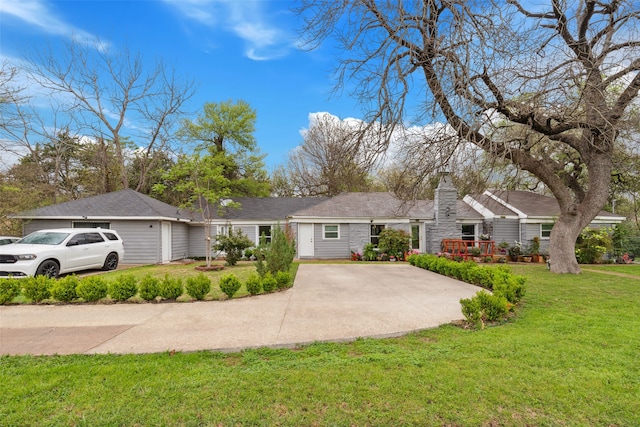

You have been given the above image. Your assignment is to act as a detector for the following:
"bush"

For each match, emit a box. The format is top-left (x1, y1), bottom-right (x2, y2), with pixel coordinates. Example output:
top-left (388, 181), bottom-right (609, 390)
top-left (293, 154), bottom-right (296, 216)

top-left (245, 273), bottom-right (262, 295)
top-left (50, 275), bottom-right (79, 302)
top-left (377, 228), bottom-right (411, 259)
top-left (0, 278), bottom-right (21, 304)
top-left (576, 227), bottom-right (613, 264)
top-left (214, 228), bottom-right (254, 266)
top-left (219, 273), bottom-right (242, 299)
top-left (185, 273), bottom-right (211, 300)
top-left (159, 274), bottom-right (183, 300)
top-left (261, 272), bottom-right (277, 293)
top-left (22, 275), bottom-right (53, 302)
top-left (275, 270), bottom-right (292, 290)
top-left (460, 290), bottom-right (509, 328)
top-left (108, 274), bottom-right (138, 302)
top-left (139, 275), bottom-right (160, 301)
top-left (363, 243), bottom-right (377, 261)
top-left (76, 276), bottom-right (108, 302)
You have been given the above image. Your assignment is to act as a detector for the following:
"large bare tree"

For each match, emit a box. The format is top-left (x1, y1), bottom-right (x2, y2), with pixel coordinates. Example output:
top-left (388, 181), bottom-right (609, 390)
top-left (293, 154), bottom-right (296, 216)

top-left (24, 40), bottom-right (195, 191)
top-left (298, 0), bottom-right (640, 273)
top-left (273, 113), bottom-right (377, 196)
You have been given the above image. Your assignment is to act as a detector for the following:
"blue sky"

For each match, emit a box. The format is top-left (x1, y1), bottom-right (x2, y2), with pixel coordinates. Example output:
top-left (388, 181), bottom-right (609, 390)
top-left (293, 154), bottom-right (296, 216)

top-left (0, 0), bottom-right (365, 170)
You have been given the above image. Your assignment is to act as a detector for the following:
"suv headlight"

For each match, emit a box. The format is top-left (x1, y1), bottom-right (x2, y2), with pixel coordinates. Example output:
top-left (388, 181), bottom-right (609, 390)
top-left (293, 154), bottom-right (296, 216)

top-left (16, 254), bottom-right (37, 260)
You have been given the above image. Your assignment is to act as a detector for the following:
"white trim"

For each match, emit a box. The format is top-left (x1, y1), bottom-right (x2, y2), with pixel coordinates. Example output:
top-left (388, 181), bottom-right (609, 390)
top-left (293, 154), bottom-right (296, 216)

top-left (483, 190), bottom-right (527, 219)
top-left (463, 195), bottom-right (495, 218)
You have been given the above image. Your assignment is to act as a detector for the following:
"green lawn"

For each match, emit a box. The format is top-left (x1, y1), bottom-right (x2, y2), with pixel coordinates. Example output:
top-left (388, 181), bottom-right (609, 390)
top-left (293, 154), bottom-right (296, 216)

top-left (1, 264), bottom-right (639, 426)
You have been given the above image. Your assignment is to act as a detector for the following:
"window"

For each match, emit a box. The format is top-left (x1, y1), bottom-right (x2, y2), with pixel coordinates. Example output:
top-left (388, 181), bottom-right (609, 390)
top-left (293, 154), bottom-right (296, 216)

top-left (541, 223), bottom-right (553, 239)
top-left (461, 224), bottom-right (475, 241)
top-left (72, 222), bottom-right (110, 229)
top-left (370, 224), bottom-right (385, 246)
top-left (323, 224), bottom-right (339, 239)
top-left (411, 225), bottom-right (420, 250)
top-left (85, 232), bottom-right (105, 244)
top-left (258, 225), bottom-right (272, 244)
top-left (103, 232), bottom-right (120, 241)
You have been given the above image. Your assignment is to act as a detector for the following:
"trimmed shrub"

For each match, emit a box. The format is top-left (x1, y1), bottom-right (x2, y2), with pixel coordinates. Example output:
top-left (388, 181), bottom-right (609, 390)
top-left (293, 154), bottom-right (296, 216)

top-left (219, 273), bottom-right (241, 299)
top-left (22, 275), bottom-right (53, 302)
top-left (108, 274), bottom-right (138, 302)
top-left (50, 275), bottom-right (79, 302)
top-left (275, 270), bottom-right (292, 290)
top-left (76, 276), bottom-right (108, 302)
top-left (138, 275), bottom-right (160, 301)
top-left (460, 290), bottom-right (509, 328)
top-left (159, 274), bottom-right (183, 300)
top-left (185, 273), bottom-right (211, 300)
top-left (214, 228), bottom-right (254, 266)
top-left (0, 278), bottom-right (21, 304)
top-left (245, 273), bottom-right (262, 295)
top-left (261, 272), bottom-right (277, 293)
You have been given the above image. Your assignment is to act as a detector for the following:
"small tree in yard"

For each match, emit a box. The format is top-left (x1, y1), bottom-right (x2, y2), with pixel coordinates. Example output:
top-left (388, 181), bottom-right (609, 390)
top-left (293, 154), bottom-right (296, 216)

top-left (377, 228), bottom-right (410, 259)
top-left (255, 224), bottom-right (296, 277)
top-left (214, 227), bottom-right (253, 266)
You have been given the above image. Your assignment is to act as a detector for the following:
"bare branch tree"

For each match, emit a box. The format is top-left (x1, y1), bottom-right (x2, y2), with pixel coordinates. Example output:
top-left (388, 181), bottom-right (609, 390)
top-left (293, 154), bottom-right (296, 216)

top-left (24, 40), bottom-right (195, 190)
top-left (298, 0), bottom-right (640, 273)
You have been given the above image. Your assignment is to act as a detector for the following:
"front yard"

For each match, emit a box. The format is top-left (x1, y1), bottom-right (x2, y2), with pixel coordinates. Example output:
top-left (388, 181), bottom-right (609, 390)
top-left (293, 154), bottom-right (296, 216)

top-left (1, 263), bottom-right (639, 426)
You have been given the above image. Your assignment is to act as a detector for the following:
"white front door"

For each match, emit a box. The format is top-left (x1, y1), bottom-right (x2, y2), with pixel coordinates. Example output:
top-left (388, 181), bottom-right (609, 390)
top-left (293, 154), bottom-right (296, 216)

top-left (298, 224), bottom-right (314, 258)
top-left (161, 222), bottom-right (171, 263)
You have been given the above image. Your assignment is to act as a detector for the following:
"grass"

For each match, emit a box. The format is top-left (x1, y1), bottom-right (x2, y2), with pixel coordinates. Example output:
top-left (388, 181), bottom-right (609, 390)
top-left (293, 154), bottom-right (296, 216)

top-left (1, 264), bottom-right (639, 426)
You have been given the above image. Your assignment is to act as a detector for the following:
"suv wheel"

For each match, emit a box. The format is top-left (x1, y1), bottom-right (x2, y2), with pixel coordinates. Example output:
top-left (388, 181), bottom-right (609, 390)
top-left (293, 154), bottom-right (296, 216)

top-left (36, 260), bottom-right (60, 278)
top-left (102, 252), bottom-right (119, 271)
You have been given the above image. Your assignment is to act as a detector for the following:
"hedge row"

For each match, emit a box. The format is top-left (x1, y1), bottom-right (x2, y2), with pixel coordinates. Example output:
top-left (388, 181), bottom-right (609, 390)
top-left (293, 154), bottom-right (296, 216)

top-left (0, 270), bottom-right (293, 305)
top-left (408, 253), bottom-right (526, 328)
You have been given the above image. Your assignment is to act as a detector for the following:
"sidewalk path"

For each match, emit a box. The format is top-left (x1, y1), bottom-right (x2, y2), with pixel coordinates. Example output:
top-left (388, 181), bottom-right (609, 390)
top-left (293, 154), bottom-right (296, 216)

top-left (0, 264), bottom-right (482, 356)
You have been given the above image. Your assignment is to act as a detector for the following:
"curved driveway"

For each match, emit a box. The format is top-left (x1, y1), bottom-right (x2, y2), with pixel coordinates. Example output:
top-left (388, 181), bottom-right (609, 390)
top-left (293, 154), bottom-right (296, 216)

top-left (0, 264), bottom-right (482, 356)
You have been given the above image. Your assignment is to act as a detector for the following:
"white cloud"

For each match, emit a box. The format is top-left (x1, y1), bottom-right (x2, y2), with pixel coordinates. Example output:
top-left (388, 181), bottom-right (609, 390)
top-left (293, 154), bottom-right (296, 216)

top-left (162, 0), bottom-right (294, 61)
top-left (0, 0), bottom-right (109, 51)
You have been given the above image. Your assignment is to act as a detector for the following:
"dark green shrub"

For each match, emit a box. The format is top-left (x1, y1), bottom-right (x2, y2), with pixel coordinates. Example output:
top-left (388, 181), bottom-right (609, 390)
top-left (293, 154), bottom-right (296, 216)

top-left (139, 275), bottom-right (160, 301)
top-left (460, 290), bottom-right (509, 328)
top-left (22, 275), bottom-right (53, 302)
top-left (254, 224), bottom-right (296, 276)
top-left (275, 270), bottom-right (292, 290)
top-left (363, 243), bottom-right (377, 261)
top-left (76, 276), bottom-right (108, 302)
top-left (214, 228), bottom-right (254, 266)
top-left (50, 275), bottom-right (79, 302)
top-left (0, 278), bottom-right (21, 304)
top-left (245, 273), bottom-right (262, 295)
top-left (261, 272), bottom-right (277, 293)
top-left (108, 274), bottom-right (138, 302)
top-left (219, 273), bottom-right (241, 299)
top-left (185, 273), bottom-right (211, 300)
top-left (159, 274), bottom-right (183, 300)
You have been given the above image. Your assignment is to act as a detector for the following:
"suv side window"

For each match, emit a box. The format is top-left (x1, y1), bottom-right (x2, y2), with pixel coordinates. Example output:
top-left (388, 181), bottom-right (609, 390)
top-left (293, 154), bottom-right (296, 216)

top-left (67, 234), bottom-right (86, 246)
top-left (102, 232), bottom-right (119, 241)
top-left (85, 232), bottom-right (105, 244)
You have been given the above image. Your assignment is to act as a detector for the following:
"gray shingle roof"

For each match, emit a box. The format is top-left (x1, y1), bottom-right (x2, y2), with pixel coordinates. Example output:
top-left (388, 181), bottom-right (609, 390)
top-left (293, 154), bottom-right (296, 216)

top-left (204, 197), bottom-right (330, 221)
top-left (486, 190), bottom-right (624, 219)
top-left (17, 189), bottom-right (193, 220)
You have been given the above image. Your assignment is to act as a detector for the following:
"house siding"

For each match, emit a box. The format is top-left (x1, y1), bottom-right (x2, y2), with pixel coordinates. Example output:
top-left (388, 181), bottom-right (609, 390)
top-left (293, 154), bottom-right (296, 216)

top-left (171, 222), bottom-right (190, 261)
top-left (314, 223), bottom-right (350, 258)
top-left (492, 218), bottom-right (520, 245)
top-left (349, 223), bottom-right (369, 254)
top-left (109, 220), bottom-right (162, 264)
top-left (23, 220), bottom-right (72, 235)
top-left (234, 225), bottom-right (257, 245)
top-left (188, 224), bottom-right (213, 258)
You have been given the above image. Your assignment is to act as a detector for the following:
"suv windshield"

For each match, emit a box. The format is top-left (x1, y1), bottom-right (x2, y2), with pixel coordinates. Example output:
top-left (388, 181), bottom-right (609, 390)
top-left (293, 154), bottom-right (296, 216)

top-left (18, 232), bottom-right (70, 245)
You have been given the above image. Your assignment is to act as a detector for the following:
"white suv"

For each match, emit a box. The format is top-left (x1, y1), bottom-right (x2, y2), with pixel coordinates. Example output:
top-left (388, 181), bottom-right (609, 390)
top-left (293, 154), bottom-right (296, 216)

top-left (0, 228), bottom-right (125, 278)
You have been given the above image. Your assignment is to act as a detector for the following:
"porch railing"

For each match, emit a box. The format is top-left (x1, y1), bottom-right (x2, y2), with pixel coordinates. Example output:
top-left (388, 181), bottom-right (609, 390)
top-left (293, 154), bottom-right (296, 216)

top-left (441, 239), bottom-right (495, 259)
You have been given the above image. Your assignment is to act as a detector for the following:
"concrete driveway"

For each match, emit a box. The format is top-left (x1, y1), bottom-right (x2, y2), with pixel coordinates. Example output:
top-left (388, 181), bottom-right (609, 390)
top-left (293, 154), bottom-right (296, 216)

top-left (0, 264), bottom-right (482, 356)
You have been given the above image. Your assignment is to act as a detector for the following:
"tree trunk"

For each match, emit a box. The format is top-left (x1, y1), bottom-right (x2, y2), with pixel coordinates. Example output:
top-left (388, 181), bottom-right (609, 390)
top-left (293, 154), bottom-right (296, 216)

top-left (548, 215), bottom-right (583, 274)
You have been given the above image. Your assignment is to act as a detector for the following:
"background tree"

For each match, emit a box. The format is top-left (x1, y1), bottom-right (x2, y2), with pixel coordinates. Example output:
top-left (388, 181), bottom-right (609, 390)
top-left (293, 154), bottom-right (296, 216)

top-left (298, 0), bottom-right (640, 273)
top-left (272, 113), bottom-right (376, 196)
top-left (180, 100), bottom-right (270, 197)
top-left (25, 40), bottom-right (194, 191)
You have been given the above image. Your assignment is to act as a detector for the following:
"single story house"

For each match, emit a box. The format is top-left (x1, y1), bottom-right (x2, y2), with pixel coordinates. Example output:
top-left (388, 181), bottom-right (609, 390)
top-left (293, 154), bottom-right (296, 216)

top-left (14, 174), bottom-right (625, 263)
